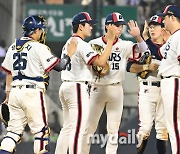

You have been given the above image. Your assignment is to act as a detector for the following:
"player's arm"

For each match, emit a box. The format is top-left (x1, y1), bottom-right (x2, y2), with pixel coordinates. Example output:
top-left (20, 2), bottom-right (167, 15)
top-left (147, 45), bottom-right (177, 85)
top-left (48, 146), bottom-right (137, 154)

top-left (142, 20), bottom-right (149, 41)
top-left (126, 60), bottom-right (159, 73)
top-left (128, 20), bottom-right (144, 43)
top-left (53, 38), bottom-right (77, 71)
top-left (4, 73), bottom-right (12, 104)
top-left (127, 20), bottom-right (149, 53)
top-left (91, 25), bottom-right (115, 67)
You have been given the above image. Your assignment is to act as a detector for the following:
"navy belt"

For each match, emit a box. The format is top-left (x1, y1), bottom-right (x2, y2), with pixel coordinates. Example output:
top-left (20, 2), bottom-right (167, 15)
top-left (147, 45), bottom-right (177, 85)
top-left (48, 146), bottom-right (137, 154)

top-left (143, 81), bottom-right (160, 87)
top-left (13, 75), bottom-right (43, 82)
top-left (12, 85), bottom-right (36, 89)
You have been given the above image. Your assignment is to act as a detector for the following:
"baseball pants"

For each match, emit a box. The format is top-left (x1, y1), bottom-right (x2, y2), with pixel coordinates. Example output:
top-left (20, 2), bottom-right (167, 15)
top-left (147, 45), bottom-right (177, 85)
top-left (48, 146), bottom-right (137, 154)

top-left (137, 82), bottom-right (168, 148)
top-left (0, 86), bottom-right (49, 153)
top-left (55, 81), bottom-right (90, 154)
top-left (161, 77), bottom-right (180, 154)
top-left (81, 83), bottom-right (123, 154)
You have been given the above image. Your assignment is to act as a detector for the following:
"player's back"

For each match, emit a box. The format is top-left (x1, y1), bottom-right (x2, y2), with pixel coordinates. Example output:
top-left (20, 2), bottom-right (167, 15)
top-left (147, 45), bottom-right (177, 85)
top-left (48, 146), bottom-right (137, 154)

top-left (158, 30), bottom-right (180, 77)
top-left (2, 37), bottom-right (58, 88)
top-left (61, 36), bottom-right (98, 82)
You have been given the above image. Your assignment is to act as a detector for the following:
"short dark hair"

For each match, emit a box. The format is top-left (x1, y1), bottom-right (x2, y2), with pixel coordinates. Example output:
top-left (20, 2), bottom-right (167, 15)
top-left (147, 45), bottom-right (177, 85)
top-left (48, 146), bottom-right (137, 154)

top-left (149, 22), bottom-right (164, 28)
top-left (72, 23), bottom-right (86, 33)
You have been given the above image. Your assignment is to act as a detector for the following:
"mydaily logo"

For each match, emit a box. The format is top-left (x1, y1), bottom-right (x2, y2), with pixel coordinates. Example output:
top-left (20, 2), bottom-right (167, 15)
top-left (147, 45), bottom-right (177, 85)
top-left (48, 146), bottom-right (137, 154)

top-left (87, 129), bottom-right (136, 148)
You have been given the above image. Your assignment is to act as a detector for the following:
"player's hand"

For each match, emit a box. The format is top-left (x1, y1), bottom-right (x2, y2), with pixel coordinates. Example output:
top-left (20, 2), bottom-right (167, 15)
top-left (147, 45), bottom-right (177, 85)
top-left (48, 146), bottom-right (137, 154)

top-left (148, 63), bottom-right (159, 71)
top-left (142, 20), bottom-right (149, 41)
top-left (67, 38), bottom-right (78, 58)
top-left (127, 20), bottom-right (140, 37)
top-left (106, 24), bottom-right (116, 43)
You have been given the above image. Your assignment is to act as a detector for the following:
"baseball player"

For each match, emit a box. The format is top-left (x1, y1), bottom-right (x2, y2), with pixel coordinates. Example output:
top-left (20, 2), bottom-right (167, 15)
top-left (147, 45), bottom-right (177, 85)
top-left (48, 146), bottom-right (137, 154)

top-left (157, 5), bottom-right (180, 154)
top-left (80, 12), bottom-right (148, 154)
top-left (127, 15), bottom-right (170, 154)
top-left (0, 15), bottom-right (77, 154)
top-left (55, 12), bottom-right (116, 154)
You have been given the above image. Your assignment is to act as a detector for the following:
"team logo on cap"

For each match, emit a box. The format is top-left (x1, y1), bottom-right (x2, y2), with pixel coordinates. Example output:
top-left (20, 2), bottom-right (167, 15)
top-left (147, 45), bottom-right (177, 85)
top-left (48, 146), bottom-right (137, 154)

top-left (112, 12), bottom-right (124, 22)
top-left (149, 15), bottom-right (162, 24)
top-left (105, 12), bottom-right (126, 25)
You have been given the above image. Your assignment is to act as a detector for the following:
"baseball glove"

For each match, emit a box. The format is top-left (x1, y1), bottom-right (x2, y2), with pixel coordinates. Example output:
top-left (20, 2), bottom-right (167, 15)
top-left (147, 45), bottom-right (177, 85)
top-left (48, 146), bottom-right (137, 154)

top-left (0, 103), bottom-right (10, 127)
top-left (91, 44), bottom-right (109, 77)
top-left (137, 53), bottom-right (152, 79)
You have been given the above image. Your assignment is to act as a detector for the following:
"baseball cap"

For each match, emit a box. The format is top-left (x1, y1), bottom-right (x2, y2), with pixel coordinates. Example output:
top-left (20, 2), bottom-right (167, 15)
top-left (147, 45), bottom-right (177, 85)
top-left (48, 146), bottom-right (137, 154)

top-left (158, 5), bottom-right (180, 17)
top-left (72, 12), bottom-right (97, 26)
top-left (105, 12), bottom-right (126, 26)
top-left (148, 15), bottom-right (164, 26)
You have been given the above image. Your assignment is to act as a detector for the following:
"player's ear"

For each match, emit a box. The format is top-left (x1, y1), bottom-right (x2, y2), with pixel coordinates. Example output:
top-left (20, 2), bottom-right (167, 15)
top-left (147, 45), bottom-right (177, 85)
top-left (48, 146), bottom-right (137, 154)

top-left (79, 24), bottom-right (84, 31)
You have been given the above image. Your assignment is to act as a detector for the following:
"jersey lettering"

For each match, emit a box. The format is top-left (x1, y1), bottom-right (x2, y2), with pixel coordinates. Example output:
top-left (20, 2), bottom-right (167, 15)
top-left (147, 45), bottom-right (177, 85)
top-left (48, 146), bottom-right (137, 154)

top-left (12, 45), bottom-right (15, 50)
top-left (163, 42), bottom-right (170, 59)
top-left (13, 52), bottom-right (27, 70)
top-left (108, 53), bottom-right (121, 62)
top-left (86, 51), bottom-right (94, 58)
top-left (66, 63), bottom-right (71, 71)
top-left (25, 44), bottom-right (32, 51)
top-left (164, 52), bottom-right (167, 59)
top-left (109, 53), bottom-right (121, 70)
top-left (112, 63), bottom-right (119, 70)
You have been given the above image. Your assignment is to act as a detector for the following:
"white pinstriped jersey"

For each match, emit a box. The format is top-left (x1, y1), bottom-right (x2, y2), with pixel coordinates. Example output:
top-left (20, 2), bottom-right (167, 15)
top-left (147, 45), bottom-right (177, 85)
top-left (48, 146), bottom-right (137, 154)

top-left (2, 37), bottom-right (59, 89)
top-left (61, 36), bottom-right (98, 82)
top-left (89, 36), bottom-right (141, 85)
top-left (158, 30), bottom-right (180, 77)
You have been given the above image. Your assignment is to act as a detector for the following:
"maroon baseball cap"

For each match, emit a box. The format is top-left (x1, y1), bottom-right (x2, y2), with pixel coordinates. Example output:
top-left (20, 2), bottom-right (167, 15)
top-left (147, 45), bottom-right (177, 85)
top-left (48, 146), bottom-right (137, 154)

top-left (158, 5), bottom-right (180, 17)
top-left (72, 12), bottom-right (97, 26)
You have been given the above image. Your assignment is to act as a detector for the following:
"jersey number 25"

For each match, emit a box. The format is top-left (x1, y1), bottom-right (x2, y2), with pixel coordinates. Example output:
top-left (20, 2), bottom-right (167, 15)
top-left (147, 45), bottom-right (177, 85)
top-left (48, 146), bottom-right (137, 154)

top-left (13, 52), bottom-right (27, 70)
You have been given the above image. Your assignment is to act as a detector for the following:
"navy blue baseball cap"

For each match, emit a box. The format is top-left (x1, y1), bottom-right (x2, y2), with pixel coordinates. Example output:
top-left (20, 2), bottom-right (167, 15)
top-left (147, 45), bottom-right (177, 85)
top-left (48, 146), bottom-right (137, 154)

top-left (72, 12), bottom-right (97, 26)
top-left (158, 5), bottom-right (180, 17)
top-left (105, 12), bottom-right (126, 26)
top-left (148, 15), bottom-right (164, 26)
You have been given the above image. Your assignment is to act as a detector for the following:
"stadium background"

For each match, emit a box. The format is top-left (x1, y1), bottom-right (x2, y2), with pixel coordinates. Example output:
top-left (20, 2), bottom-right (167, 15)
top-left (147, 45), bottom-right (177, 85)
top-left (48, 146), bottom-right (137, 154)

top-left (0, 0), bottom-right (179, 153)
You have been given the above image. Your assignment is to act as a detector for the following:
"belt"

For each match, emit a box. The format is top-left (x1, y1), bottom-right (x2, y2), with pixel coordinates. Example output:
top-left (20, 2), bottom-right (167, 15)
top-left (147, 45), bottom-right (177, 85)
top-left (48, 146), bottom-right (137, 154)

top-left (142, 81), bottom-right (160, 87)
top-left (63, 80), bottom-right (88, 84)
top-left (12, 85), bottom-right (36, 89)
top-left (110, 82), bottom-right (120, 85)
top-left (160, 76), bottom-right (172, 79)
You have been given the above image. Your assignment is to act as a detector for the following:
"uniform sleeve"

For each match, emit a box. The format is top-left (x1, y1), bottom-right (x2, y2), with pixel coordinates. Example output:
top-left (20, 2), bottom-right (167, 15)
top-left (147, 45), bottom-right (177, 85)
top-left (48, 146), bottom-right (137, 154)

top-left (125, 41), bottom-right (142, 60)
top-left (1, 46), bottom-right (13, 74)
top-left (80, 42), bottom-right (98, 65)
top-left (36, 44), bottom-right (59, 72)
top-left (126, 58), bottom-right (137, 72)
top-left (146, 39), bottom-right (162, 60)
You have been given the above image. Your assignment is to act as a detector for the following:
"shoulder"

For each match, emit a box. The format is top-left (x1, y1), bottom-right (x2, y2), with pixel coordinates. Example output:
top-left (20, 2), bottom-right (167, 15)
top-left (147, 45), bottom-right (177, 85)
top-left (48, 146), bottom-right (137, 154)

top-left (31, 41), bottom-right (51, 51)
top-left (116, 39), bottom-right (134, 49)
top-left (89, 37), bottom-right (102, 44)
top-left (6, 43), bottom-right (16, 53)
top-left (172, 30), bottom-right (180, 40)
top-left (118, 39), bottom-right (133, 45)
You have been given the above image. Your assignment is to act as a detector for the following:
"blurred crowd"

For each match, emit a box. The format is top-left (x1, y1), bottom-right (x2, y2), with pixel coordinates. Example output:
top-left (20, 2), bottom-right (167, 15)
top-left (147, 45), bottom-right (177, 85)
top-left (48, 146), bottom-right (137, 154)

top-left (25, 0), bottom-right (179, 32)
top-left (0, 39), bottom-right (7, 139)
